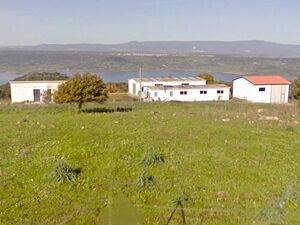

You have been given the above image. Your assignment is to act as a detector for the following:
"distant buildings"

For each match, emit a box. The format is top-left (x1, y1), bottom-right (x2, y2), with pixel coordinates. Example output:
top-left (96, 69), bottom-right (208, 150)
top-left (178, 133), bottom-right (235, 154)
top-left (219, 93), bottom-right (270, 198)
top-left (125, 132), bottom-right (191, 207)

top-left (10, 80), bottom-right (65, 103)
top-left (128, 76), bottom-right (230, 102)
top-left (233, 75), bottom-right (291, 103)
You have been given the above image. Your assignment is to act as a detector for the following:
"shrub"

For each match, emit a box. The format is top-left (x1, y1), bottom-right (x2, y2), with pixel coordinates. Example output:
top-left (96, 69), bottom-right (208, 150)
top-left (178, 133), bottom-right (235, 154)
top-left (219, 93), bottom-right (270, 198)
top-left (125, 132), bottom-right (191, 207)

top-left (136, 172), bottom-right (154, 188)
top-left (48, 161), bottom-right (78, 183)
top-left (53, 73), bottom-right (108, 112)
top-left (139, 147), bottom-right (164, 167)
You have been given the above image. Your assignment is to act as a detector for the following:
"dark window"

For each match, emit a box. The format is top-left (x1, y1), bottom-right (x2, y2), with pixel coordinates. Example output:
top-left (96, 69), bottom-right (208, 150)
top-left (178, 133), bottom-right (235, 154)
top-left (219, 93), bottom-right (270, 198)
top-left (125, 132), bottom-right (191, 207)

top-left (170, 91), bottom-right (173, 97)
top-left (181, 83), bottom-right (189, 85)
top-left (200, 90), bottom-right (207, 94)
top-left (180, 91), bottom-right (187, 95)
top-left (154, 92), bottom-right (158, 97)
top-left (217, 90), bottom-right (224, 94)
top-left (155, 84), bottom-right (163, 86)
top-left (259, 87), bottom-right (266, 92)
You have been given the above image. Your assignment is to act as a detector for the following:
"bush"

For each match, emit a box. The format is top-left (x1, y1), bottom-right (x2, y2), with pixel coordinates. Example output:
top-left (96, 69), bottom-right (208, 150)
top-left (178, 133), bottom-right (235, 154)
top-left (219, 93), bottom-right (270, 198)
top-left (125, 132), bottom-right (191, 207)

top-left (48, 161), bottom-right (78, 183)
top-left (139, 147), bottom-right (164, 167)
top-left (136, 172), bottom-right (154, 188)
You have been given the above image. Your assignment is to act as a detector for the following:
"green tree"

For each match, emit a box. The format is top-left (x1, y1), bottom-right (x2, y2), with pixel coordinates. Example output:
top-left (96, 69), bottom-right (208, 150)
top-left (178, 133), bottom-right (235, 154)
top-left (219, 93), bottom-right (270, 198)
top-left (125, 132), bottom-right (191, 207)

top-left (54, 72), bottom-right (108, 112)
top-left (195, 73), bottom-right (215, 84)
top-left (292, 75), bottom-right (300, 99)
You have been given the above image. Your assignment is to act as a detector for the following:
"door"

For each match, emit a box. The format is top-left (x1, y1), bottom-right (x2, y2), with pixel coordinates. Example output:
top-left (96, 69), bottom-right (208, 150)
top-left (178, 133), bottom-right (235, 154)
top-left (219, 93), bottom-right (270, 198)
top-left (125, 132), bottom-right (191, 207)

top-left (271, 85), bottom-right (284, 103)
top-left (132, 83), bottom-right (136, 95)
top-left (33, 89), bottom-right (41, 102)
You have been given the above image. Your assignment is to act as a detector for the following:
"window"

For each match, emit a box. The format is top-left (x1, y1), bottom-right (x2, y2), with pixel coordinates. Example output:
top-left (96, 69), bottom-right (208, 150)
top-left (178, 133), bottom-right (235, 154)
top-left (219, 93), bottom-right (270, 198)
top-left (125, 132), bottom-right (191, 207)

top-left (259, 87), bottom-right (266, 92)
top-left (181, 83), bottom-right (189, 85)
top-left (170, 91), bottom-right (173, 97)
top-left (154, 92), bottom-right (158, 97)
top-left (180, 91), bottom-right (187, 95)
top-left (155, 84), bottom-right (163, 86)
top-left (217, 90), bottom-right (224, 94)
top-left (200, 90), bottom-right (207, 94)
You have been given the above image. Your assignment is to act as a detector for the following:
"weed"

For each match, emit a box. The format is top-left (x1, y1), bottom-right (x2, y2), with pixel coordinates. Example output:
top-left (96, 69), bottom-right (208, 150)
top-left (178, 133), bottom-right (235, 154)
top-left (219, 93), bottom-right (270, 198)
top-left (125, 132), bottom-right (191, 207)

top-left (48, 161), bottom-right (79, 183)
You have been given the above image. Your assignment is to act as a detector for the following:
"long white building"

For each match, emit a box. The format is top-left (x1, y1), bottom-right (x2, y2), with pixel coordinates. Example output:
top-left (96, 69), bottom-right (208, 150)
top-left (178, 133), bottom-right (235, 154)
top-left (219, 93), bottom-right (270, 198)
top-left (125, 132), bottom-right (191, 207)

top-left (128, 76), bottom-right (230, 102)
top-left (233, 75), bottom-right (291, 103)
top-left (10, 80), bottom-right (65, 103)
top-left (144, 84), bottom-right (230, 102)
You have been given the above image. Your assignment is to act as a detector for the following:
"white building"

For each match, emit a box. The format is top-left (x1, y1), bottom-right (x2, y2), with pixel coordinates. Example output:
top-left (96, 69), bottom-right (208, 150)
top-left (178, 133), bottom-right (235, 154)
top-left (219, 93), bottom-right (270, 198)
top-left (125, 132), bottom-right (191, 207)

top-left (144, 84), bottom-right (230, 102)
top-left (128, 77), bottom-right (206, 97)
top-left (10, 80), bottom-right (65, 103)
top-left (128, 76), bottom-right (230, 102)
top-left (233, 75), bottom-right (291, 103)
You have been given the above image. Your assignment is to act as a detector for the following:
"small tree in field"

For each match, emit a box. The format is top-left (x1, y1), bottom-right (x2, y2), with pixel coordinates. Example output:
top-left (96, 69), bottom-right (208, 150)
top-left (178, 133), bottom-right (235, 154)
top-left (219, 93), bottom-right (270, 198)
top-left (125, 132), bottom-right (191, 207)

top-left (195, 73), bottom-right (215, 84)
top-left (54, 73), bottom-right (108, 112)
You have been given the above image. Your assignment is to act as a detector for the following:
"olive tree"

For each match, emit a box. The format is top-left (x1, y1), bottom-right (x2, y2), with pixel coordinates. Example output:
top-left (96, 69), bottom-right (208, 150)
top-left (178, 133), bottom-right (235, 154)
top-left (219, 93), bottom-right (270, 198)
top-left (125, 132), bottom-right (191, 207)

top-left (195, 73), bottom-right (215, 84)
top-left (54, 73), bottom-right (108, 112)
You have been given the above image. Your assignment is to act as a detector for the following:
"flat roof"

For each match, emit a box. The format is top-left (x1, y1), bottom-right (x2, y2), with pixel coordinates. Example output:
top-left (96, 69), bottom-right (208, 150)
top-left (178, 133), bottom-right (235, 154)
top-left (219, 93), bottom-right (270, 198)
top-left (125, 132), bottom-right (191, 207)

top-left (239, 75), bottom-right (291, 85)
top-left (9, 80), bottom-right (66, 84)
top-left (131, 76), bottom-right (205, 82)
top-left (147, 84), bottom-right (230, 91)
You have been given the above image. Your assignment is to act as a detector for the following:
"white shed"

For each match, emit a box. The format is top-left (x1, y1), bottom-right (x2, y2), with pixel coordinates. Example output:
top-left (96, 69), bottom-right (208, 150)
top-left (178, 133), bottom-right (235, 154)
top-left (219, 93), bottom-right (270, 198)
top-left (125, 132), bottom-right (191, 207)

top-left (128, 76), bottom-right (206, 97)
top-left (232, 75), bottom-right (291, 103)
top-left (143, 84), bottom-right (230, 102)
top-left (10, 80), bottom-right (65, 103)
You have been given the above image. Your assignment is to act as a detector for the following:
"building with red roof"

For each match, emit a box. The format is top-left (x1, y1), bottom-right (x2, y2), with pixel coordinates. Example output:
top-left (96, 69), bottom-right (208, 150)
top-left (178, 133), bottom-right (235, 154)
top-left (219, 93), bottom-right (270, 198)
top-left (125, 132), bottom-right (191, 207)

top-left (233, 75), bottom-right (291, 103)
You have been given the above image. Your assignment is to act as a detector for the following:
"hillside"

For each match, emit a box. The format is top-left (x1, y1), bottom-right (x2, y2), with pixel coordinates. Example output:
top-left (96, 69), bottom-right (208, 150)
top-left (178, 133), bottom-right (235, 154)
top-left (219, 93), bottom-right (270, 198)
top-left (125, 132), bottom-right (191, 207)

top-left (2, 40), bottom-right (300, 57)
top-left (0, 100), bottom-right (299, 224)
top-left (1, 51), bottom-right (300, 77)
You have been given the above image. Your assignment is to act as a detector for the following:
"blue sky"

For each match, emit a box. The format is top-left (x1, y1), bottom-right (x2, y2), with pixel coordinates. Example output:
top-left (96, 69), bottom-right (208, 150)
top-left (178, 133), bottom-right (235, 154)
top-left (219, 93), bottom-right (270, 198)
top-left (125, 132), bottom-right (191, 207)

top-left (0, 0), bottom-right (300, 46)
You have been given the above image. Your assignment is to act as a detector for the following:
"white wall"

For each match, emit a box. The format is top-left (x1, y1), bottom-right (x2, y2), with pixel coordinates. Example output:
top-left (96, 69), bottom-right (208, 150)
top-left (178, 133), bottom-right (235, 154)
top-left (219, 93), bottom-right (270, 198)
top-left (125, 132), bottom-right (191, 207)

top-left (233, 78), bottom-right (289, 103)
top-left (10, 82), bottom-right (63, 103)
top-left (145, 87), bottom-right (230, 102)
top-left (128, 79), bottom-right (207, 96)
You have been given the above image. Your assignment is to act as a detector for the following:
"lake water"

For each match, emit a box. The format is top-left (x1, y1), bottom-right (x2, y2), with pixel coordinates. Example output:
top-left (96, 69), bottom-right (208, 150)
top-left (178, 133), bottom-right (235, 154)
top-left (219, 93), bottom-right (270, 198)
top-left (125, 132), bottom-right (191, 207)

top-left (0, 70), bottom-right (295, 85)
top-left (0, 70), bottom-right (241, 85)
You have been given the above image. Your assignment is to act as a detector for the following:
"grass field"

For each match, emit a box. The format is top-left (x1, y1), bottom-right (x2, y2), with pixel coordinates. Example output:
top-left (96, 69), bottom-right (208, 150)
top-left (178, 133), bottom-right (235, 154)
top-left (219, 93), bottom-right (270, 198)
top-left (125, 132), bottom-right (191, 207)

top-left (0, 99), bottom-right (299, 224)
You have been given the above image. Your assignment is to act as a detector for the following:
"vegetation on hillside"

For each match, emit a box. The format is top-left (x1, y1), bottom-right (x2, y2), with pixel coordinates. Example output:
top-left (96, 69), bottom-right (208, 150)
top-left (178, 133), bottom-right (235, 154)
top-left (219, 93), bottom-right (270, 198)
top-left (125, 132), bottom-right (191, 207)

top-left (0, 100), bottom-right (299, 224)
top-left (53, 72), bottom-right (108, 112)
top-left (1, 51), bottom-right (300, 76)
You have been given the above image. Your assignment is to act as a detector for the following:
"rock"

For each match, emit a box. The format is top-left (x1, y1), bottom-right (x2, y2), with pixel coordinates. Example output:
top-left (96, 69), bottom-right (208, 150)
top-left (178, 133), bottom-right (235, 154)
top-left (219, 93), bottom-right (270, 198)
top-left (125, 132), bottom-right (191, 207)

top-left (172, 113), bottom-right (177, 116)
top-left (114, 121), bottom-right (119, 124)
top-left (40, 125), bottom-right (46, 129)
top-left (222, 118), bottom-right (230, 122)
top-left (217, 191), bottom-right (227, 201)
top-left (259, 116), bottom-right (279, 121)
top-left (257, 109), bottom-right (264, 113)
top-left (150, 111), bottom-right (158, 115)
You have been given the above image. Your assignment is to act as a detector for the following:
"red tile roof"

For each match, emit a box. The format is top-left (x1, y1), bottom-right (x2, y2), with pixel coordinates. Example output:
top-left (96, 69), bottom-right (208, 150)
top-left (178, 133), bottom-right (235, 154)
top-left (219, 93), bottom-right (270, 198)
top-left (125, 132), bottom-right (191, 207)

top-left (243, 75), bottom-right (291, 85)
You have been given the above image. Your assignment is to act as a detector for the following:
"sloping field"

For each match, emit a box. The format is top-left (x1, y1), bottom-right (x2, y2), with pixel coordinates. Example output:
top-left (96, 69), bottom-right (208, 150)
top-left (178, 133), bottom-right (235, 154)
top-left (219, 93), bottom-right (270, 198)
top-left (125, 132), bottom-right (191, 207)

top-left (0, 101), bottom-right (299, 224)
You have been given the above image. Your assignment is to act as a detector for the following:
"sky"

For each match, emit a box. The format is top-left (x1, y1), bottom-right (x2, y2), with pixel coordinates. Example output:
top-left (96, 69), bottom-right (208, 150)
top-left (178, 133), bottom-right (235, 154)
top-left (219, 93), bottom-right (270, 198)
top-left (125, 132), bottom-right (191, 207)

top-left (0, 0), bottom-right (300, 46)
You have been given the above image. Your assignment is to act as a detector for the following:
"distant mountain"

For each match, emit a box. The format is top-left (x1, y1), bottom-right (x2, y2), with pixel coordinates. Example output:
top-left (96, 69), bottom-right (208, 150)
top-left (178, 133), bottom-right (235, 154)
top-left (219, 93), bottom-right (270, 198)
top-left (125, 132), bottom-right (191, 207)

top-left (2, 40), bottom-right (300, 57)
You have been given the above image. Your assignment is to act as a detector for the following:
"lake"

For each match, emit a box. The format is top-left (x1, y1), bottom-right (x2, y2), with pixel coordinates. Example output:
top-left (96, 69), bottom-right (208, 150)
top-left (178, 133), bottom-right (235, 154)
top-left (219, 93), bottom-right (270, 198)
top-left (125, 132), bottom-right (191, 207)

top-left (0, 70), bottom-right (241, 85)
top-left (1, 70), bottom-right (296, 85)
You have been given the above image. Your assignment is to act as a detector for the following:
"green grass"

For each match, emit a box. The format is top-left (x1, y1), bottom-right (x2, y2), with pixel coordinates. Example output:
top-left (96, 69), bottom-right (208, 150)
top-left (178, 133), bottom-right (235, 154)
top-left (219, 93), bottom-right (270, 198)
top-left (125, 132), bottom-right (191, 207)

top-left (0, 100), bottom-right (299, 224)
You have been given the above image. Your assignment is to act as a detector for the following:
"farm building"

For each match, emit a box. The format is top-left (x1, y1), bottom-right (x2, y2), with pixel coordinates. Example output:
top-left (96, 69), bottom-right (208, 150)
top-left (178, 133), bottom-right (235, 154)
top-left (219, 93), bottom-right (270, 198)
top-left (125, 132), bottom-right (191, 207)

top-left (232, 75), bottom-right (291, 103)
top-left (128, 77), bottom-right (206, 97)
top-left (10, 80), bottom-right (65, 103)
top-left (143, 84), bottom-right (230, 102)
top-left (128, 76), bottom-right (230, 102)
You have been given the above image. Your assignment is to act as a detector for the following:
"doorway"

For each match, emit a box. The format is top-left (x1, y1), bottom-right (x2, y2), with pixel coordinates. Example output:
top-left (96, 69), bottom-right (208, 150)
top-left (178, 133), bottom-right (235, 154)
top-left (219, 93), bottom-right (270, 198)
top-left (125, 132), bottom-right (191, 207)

top-left (33, 89), bottom-right (41, 102)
